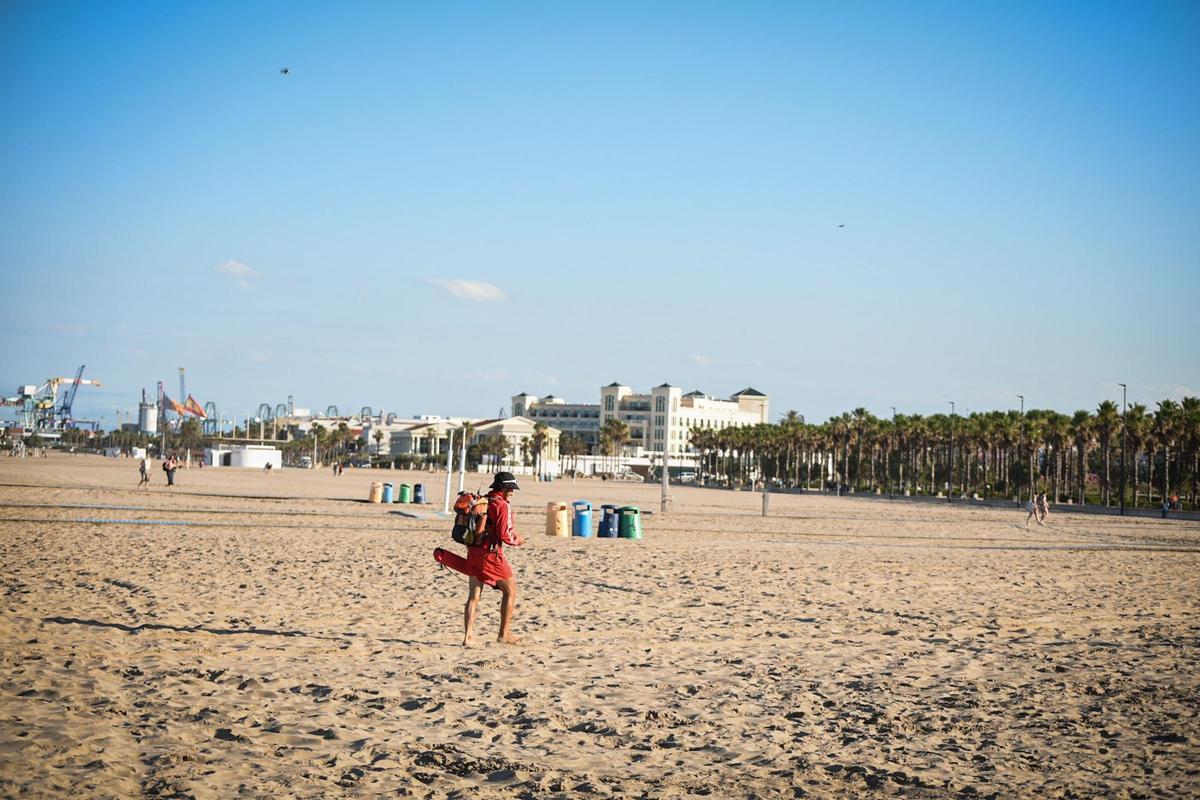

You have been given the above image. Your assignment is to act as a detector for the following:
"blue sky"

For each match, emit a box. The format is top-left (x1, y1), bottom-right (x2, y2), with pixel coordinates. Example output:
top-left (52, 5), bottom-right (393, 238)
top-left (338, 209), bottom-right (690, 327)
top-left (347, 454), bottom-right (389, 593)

top-left (2, 1), bottom-right (1197, 428)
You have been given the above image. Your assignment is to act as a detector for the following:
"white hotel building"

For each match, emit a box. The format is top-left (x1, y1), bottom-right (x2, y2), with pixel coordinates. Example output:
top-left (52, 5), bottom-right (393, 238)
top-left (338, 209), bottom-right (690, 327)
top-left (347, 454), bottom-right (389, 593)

top-left (515, 383), bottom-right (768, 457)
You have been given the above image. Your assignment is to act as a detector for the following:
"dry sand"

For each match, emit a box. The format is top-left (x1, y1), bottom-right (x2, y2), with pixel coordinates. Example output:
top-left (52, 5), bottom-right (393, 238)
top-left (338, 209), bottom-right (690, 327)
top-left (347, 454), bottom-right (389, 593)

top-left (1, 453), bottom-right (1198, 799)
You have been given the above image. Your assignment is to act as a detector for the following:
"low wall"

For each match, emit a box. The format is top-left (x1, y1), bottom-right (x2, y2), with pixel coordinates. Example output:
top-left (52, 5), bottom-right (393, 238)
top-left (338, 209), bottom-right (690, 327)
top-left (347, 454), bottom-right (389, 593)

top-left (705, 484), bottom-right (1200, 522)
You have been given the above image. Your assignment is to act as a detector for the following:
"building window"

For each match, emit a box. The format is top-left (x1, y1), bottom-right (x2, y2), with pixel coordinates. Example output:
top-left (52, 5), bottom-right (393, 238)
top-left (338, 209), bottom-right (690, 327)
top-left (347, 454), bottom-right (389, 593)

top-left (656, 396), bottom-right (666, 413)
top-left (605, 396), bottom-right (614, 412)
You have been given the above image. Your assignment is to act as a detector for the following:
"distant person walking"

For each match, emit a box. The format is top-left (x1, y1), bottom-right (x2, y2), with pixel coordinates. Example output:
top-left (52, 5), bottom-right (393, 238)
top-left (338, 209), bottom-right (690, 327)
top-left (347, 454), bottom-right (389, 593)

top-left (1036, 492), bottom-right (1050, 525)
top-left (163, 455), bottom-right (178, 489)
top-left (138, 456), bottom-right (151, 489)
top-left (1025, 495), bottom-right (1038, 527)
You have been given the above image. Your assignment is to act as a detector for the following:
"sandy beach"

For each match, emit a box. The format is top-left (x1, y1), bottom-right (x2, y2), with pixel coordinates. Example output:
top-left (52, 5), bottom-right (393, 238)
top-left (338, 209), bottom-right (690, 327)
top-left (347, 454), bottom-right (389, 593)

top-left (1, 453), bottom-right (1198, 799)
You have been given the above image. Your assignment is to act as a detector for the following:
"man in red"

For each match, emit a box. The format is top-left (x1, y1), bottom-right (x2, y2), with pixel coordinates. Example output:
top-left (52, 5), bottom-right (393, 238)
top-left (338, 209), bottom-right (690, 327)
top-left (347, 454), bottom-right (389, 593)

top-left (464, 471), bottom-right (525, 645)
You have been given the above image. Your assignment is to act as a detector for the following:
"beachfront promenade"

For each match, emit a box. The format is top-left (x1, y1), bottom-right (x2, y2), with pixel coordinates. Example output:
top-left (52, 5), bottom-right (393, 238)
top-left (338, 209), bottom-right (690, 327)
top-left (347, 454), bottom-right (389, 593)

top-left (2, 454), bottom-right (1197, 798)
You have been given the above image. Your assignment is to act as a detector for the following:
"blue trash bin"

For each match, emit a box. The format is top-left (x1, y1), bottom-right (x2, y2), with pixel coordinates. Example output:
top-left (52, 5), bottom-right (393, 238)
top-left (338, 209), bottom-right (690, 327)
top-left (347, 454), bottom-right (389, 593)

top-left (599, 504), bottom-right (619, 538)
top-left (572, 500), bottom-right (593, 538)
top-left (413, 483), bottom-right (425, 504)
top-left (381, 483), bottom-right (394, 503)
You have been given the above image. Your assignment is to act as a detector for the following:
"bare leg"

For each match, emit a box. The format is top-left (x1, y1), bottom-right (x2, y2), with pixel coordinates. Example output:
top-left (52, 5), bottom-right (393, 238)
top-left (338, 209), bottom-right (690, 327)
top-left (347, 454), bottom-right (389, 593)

top-left (462, 577), bottom-right (484, 646)
top-left (496, 578), bottom-right (519, 644)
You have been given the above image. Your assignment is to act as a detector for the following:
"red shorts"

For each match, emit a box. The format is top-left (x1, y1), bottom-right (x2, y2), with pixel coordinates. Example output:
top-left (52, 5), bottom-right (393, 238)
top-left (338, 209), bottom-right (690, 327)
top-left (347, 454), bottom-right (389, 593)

top-left (466, 546), bottom-right (513, 584)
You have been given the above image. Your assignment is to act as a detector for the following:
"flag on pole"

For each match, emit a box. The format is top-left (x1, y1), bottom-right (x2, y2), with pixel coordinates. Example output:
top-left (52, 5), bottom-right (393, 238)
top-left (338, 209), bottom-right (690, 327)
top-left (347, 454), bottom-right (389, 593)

top-left (163, 393), bottom-right (188, 417)
top-left (184, 395), bottom-right (207, 418)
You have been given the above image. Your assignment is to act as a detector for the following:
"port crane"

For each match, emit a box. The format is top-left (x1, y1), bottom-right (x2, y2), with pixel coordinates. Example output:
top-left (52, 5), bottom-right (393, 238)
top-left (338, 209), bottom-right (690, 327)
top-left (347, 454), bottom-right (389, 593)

top-left (1, 365), bottom-right (102, 430)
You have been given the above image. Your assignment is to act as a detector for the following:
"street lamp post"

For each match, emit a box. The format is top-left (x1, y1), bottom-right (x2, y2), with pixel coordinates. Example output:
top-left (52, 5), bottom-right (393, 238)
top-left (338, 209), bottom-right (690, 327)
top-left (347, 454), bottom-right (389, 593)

top-left (1119, 383), bottom-right (1127, 515)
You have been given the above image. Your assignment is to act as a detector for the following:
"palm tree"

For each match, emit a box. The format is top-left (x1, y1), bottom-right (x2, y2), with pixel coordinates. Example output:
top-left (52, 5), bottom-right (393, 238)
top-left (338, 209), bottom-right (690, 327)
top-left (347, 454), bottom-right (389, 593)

top-left (849, 407), bottom-right (873, 491)
top-left (310, 422), bottom-right (327, 466)
top-left (559, 432), bottom-right (588, 477)
top-left (829, 413), bottom-right (851, 493)
top-left (178, 418), bottom-right (203, 454)
top-left (1182, 397), bottom-right (1200, 506)
top-left (599, 417), bottom-right (630, 474)
top-left (689, 426), bottom-right (716, 485)
top-left (480, 434), bottom-right (509, 471)
top-left (530, 422), bottom-right (549, 476)
top-left (1154, 400), bottom-right (1181, 503)
top-left (1093, 400), bottom-right (1120, 505)
top-left (996, 412), bottom-right (1020, 499)
top-left (335, 421), bottom-right (352, 462)
top-left (1070, 410), bottom-right (1095, 505)
top-left (1042, 412), bottom-right (1070, 502)
top-left (1023, 412), bottom-right (1045, 501)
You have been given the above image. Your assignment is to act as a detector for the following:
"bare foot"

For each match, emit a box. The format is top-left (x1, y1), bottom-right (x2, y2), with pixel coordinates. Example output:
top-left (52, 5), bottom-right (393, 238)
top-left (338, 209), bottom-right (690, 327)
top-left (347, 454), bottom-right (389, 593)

top-left (462, 635), bottom-right (477, 647)
top-left (497, 635), bottom-right (522, 645)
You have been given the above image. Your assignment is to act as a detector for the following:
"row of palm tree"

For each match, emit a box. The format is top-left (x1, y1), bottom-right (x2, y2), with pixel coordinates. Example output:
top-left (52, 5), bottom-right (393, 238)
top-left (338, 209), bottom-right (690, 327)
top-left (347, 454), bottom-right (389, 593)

top-left (688, 397), bottom-right (1200, 508)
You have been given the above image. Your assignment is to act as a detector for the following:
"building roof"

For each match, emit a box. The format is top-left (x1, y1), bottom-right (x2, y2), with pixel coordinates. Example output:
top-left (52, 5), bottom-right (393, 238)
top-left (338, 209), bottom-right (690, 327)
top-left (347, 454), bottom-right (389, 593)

top-left (605, 382), bottom-right (624, 388)
top-left (655, 382), bottom-right (675, 389)
top-left (683, 389), bottom-right (706, 398)
top-left (513, 392), bottom-right (531, 397)
top-left (733, 387), bottom-right (767, 397)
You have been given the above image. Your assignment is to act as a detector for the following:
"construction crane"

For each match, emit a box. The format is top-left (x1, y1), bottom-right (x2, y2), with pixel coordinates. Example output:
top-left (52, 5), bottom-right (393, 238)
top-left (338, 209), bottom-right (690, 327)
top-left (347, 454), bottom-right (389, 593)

top-left (55, 365), bottom-right (87, 428)
top-left (1, 365), bottom-right (102, 430)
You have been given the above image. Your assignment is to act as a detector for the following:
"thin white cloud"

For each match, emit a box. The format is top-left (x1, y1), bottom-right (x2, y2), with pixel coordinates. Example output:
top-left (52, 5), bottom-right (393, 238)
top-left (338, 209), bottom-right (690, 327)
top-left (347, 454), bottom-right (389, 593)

top-left (214, 260), bottom-right (261, 288)
top-left (427, 278), bottom-right (508, 303)
top-left (249, 351), bottom-right (271, 364)
top-left (689, 354), bottom-right (713, 366)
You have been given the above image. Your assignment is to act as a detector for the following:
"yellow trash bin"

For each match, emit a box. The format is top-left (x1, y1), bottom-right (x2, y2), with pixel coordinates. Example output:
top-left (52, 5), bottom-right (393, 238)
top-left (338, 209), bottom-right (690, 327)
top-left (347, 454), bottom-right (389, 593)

top-left (368, 482), bottom-right (383, 503)
top-left (545, 501), bottom-right (569, 537)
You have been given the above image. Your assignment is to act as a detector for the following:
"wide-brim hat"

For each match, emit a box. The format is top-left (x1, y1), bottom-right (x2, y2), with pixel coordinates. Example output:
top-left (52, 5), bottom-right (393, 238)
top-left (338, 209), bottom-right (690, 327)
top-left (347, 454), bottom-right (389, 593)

top-left (490, 471), bottom-right (520, 491)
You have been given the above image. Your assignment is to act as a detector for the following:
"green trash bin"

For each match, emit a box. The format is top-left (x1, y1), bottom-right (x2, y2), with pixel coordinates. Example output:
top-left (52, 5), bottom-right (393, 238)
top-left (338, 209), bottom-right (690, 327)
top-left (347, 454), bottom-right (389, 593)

top-left (618, 506), bottom-right (642, 540)
top-left (399, 483), bottom-right (413, 503)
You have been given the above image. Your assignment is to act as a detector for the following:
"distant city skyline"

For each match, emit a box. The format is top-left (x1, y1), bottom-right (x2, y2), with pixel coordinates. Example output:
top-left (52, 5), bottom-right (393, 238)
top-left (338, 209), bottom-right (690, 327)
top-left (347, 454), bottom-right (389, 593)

top-left (3, 2), bottom-right (1197, 429)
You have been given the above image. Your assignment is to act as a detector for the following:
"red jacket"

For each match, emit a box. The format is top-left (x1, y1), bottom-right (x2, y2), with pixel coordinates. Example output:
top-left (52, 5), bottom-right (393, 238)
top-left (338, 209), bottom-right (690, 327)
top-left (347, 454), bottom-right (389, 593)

top-left (483, 490), bottom-right (519, 550)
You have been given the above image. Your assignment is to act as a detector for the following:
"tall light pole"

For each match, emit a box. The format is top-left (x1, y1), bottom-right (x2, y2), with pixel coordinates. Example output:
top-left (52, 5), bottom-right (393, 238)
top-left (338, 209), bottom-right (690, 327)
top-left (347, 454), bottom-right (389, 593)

top-left (1119, 383), bottom-right (1127, 515)
top-left (443, 428), bottom-right (455, 513)
top-left (947, 401), bottom-right (955, 502)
